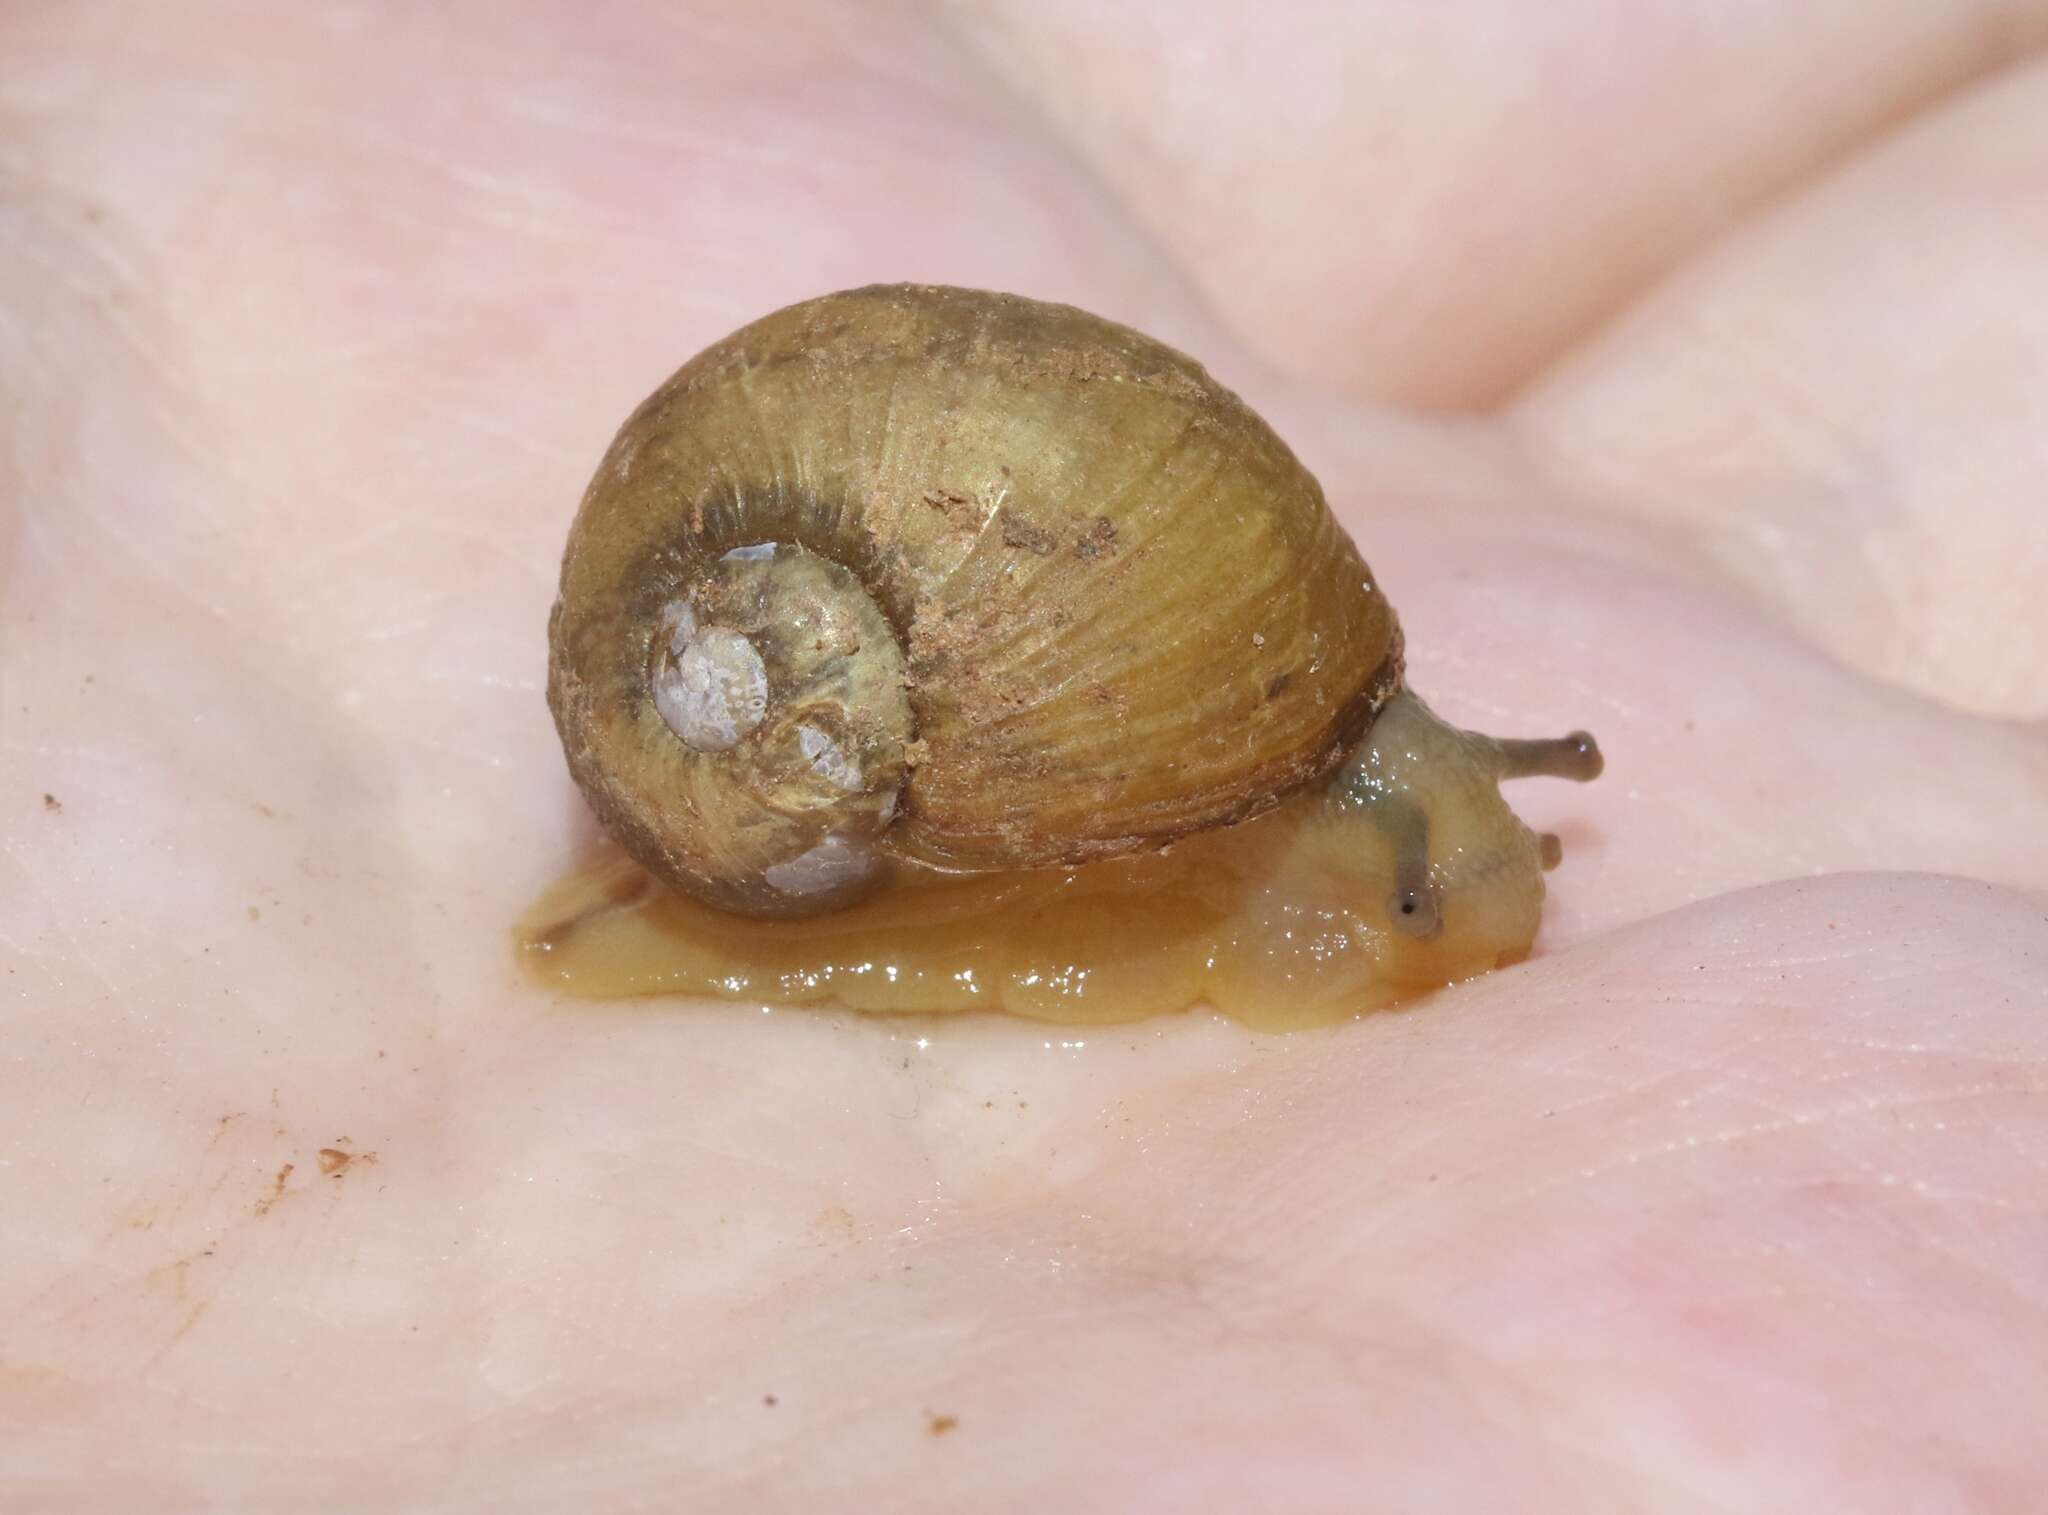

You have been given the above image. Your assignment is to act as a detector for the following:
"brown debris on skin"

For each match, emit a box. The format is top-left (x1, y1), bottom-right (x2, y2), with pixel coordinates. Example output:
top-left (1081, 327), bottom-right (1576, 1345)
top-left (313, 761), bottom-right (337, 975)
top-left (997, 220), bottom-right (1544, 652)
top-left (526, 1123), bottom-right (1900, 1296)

top-left (927, 1413), bottom-right (958, 1436)
top-left (317, 1141), bottom-right (377, 1178)
top-left (42, 793), bottom-right (61, 812)
top-left (253, 1162), bottom-right (294, 1217)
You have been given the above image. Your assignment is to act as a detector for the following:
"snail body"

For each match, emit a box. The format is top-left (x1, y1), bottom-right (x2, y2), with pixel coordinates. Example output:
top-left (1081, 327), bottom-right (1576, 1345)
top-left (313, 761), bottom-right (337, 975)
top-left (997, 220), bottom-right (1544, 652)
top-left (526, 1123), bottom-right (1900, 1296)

top-left (533, 284), bottom-right (1600, 1025)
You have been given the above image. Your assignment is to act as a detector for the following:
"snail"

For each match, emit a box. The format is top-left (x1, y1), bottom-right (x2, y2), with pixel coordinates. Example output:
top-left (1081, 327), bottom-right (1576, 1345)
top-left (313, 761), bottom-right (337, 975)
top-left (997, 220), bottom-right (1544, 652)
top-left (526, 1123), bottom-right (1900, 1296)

top-left (524, 284), bottom-right (1602, 1030)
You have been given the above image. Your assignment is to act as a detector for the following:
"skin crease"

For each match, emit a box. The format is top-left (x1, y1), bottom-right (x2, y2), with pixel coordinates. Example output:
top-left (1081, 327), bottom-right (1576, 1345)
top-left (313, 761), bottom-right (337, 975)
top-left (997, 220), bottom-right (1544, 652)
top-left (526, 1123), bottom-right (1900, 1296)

top-left (2, 0), bottom-right (2047, 1509)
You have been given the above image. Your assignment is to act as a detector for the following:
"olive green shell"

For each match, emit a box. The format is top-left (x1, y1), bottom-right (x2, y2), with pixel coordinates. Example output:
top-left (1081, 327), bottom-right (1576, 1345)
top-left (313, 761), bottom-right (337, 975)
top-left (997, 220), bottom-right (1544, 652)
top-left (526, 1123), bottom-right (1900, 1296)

top-left (548, 284), bottom-right (1402, 915)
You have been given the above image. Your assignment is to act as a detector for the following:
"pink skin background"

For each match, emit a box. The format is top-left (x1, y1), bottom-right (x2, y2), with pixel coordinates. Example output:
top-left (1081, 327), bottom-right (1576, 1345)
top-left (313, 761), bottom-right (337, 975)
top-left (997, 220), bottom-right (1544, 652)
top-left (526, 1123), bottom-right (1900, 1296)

top-left (5, 3), bottom-right (2048, 1509)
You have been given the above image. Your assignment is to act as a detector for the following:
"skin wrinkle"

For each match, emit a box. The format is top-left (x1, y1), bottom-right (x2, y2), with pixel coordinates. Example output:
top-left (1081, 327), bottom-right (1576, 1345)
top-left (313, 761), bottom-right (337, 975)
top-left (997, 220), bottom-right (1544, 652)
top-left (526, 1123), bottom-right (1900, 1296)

top-left (940, 0), bottom-right (2048, 409)
top-left (1236, 1308), bottom-right (1630, 1500)
top-left (1565, 1083), bottom-right (2048, 1189)
top-left (1511, 60), bottom-right (2048, 720)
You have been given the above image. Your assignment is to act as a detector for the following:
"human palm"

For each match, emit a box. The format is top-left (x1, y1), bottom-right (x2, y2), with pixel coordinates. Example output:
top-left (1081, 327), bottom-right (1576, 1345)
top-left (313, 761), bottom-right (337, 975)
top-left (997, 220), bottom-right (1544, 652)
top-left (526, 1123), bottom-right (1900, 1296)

top-left (6, 5), bottom-right (2046, 1509)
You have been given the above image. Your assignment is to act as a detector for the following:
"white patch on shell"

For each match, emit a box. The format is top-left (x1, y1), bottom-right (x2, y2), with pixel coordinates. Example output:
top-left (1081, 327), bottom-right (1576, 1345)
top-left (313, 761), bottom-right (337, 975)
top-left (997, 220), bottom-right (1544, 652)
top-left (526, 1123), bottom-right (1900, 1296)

top-left (657, 599), bottom-right (698, 653)
top-left (652, 625), bottom-right (768, 752)
top-left (797, 722), bottom-right (864, 793)
top-left (763, 833), bottom-right (877, 898)
top-left (721, 542), bottom-right (778, 562)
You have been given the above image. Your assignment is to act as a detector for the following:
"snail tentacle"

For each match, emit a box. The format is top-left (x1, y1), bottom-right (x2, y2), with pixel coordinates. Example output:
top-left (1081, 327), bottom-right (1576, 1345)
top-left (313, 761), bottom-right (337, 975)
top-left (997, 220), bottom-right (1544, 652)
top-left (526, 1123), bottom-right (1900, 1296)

top-left (1364, 789), bottom-right (1443, 941)
top-left (1491, 730), bottom-right (1605, 784)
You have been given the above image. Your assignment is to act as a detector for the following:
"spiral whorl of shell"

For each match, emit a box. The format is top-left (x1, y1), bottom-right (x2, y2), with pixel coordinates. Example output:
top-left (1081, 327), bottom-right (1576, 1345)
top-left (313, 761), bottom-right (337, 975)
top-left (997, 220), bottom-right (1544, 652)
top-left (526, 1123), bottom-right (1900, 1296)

top-left (547, 284), bottom-right (1402, 918)
top-left (640, 543), bottom-right (913, 913)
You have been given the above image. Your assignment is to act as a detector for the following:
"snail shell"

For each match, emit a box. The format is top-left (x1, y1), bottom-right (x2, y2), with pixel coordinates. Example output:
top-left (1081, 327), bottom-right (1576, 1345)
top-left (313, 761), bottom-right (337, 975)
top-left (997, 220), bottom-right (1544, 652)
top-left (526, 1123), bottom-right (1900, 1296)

top-left (548, 284), bottom-right (1403, 917)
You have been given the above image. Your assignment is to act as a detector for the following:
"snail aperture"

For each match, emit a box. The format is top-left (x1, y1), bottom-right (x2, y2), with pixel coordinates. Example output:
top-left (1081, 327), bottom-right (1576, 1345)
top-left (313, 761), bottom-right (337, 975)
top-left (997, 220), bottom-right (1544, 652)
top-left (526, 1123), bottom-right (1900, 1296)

top-left (538, 284), bottom-right (1600, 1020)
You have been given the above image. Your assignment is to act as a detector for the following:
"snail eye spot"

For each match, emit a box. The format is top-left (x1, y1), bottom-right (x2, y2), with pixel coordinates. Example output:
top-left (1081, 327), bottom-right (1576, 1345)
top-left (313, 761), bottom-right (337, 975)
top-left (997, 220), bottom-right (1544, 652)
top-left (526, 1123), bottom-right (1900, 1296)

top-left (1387, 887), bottom-right (1442, 940)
